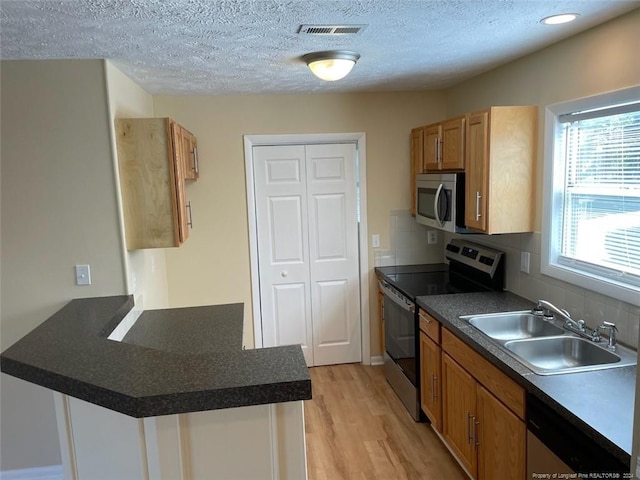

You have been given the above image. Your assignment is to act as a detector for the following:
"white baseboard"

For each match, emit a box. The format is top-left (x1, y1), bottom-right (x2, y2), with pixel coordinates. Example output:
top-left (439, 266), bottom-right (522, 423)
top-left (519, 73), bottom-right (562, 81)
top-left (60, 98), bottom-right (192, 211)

top-left (0, 465), bottom-right (63, 480)
top-left (370, 355), bottom-right (384, 366)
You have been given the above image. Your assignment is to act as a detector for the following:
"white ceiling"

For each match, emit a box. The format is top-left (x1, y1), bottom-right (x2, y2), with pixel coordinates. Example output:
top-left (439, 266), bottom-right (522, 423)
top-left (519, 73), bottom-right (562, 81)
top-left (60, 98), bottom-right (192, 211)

top-left (1, 1), bottom-right (638, 95)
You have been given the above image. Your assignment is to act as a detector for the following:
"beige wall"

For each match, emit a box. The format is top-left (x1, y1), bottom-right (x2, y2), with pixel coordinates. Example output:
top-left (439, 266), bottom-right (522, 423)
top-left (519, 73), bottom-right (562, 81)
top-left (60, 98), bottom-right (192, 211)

top-left (1, 60), bottom-right (127, 470)
top-left (442, 9), bottom-right (640, 467)
top-left (153, 92), bottom-right (446, 351)
top-left (104, 60), bottom-right (170, 310)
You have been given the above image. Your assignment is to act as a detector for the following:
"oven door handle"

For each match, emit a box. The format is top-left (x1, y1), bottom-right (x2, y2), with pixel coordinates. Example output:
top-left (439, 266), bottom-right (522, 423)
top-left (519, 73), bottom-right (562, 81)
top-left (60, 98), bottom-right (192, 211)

top-left (380, 284), bottom-right (415, 313)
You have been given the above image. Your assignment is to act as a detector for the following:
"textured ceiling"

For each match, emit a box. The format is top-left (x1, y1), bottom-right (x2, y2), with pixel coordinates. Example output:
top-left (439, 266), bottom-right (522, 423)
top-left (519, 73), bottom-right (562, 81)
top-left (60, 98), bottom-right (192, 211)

top-left (1, 0), bottom-right (638, 95)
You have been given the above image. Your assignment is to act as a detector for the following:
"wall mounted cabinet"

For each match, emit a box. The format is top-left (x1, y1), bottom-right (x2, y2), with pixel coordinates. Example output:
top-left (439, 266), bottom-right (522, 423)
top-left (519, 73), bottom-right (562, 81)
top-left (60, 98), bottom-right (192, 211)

top-left (115, 117), bottom-right (196, 249)
top-left (410, 126), bottom-right (424, 216)
top-left (465, 106), bottom-right (537, 234)
top-left (424, 117), bottom-right (466, 172)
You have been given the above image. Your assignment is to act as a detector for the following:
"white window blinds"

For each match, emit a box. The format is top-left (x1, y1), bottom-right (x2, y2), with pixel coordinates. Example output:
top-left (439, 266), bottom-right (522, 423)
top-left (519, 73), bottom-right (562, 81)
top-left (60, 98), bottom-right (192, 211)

top-left (557, 103), bottom-right (640, 286)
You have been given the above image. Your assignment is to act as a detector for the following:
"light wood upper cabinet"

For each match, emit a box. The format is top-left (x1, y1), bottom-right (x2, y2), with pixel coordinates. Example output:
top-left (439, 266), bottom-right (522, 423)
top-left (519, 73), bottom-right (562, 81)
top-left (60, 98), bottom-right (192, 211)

top-left (410, 126), bottom-right (424, 216)
top-left (423, 124), bottom-right (441, 171)
top-left (440, 116), bottom-right (465, 170)
top-left (465, 106), bottom-right (537, 234)
top-left (115, 117), bottom-right (196, 249)
top-left (178, 125), bottom-right (199, 180)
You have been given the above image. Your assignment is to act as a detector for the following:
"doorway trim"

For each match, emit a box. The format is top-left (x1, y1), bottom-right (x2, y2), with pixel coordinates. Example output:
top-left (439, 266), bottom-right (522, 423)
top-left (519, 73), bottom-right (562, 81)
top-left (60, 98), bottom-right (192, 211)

top-left (244, 133), bottom-right (370, 365)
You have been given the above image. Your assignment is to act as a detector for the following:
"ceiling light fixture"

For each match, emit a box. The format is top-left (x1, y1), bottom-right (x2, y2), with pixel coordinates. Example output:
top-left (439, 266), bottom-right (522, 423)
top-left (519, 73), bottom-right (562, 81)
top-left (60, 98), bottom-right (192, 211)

top-left (302, 50), bottom-right (360, 81)
top-left (540, 13), bottom-right (579, 25)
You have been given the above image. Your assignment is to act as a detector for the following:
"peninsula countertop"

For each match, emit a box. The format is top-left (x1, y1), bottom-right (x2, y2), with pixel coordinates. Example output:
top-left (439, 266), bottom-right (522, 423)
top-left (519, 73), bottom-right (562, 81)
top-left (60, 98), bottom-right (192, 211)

top-left (0, 295), bottom-right (311, 417)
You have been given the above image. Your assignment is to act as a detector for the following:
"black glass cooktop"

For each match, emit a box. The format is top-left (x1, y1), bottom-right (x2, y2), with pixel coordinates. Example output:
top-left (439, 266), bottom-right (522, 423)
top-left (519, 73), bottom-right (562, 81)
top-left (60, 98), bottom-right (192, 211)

top-left (377, 264), bottom-right (489, 301)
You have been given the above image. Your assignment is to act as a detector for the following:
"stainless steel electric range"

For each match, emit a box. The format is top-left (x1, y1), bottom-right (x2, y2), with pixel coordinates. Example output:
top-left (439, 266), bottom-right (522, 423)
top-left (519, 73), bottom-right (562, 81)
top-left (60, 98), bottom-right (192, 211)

top-left (375, 238), bottom-right (505, 421)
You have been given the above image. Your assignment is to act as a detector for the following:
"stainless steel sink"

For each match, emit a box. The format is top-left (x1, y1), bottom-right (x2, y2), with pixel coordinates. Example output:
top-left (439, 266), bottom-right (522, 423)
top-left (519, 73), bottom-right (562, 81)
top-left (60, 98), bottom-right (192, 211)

top-left (463, 311), bottom-right (565, 342)
top-left (503, 336), bottom-right (637, 375)
top-left (461, 310), bottom-right (637, 375)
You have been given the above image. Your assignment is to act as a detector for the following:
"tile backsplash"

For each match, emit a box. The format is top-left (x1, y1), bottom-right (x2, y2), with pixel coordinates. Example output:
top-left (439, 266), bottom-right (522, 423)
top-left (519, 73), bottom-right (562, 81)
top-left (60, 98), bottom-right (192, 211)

top-left (446, 231), bottom-right (640, 349)
top-left (374, 210), bottom-right (444, 267)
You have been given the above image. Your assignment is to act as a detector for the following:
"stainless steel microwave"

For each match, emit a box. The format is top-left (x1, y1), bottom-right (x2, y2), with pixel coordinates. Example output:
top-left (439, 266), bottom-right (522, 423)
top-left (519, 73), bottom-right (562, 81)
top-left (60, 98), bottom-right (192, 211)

top-left (415, 173), bottom-right (467, 233)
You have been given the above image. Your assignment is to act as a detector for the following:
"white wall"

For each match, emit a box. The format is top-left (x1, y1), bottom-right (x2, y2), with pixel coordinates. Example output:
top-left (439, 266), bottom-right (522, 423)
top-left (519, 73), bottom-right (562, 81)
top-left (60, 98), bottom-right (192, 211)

top-left (0, 60), bottom-right (128, 470)
top-left (153, 91), bottom-right (447, 352)
top-left (104, 60), bottom-right (170, 310)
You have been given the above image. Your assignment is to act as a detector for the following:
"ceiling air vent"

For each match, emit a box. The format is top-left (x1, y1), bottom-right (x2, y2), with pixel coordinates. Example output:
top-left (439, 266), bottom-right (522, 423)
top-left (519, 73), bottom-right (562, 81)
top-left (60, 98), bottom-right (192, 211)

top-left (298, 24), bottom-right (367, 36)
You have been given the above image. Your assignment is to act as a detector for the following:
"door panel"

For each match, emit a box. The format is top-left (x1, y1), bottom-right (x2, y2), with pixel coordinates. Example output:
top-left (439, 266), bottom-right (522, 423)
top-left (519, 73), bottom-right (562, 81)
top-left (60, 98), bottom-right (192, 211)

top-left (272, 283), bottom-right (310, 352)
top-left (442, 353), bottom-right (477, 477)
top-left (254, 143), bottom-right (361, 367)
top-left (268, 196), bottom-right (305, 263)
top-left (253, 145), bottom-right (313, 365)
top-left (306, 144), bottom-right (361, 366)
top-left (313, 193), bottom-right (347, 260)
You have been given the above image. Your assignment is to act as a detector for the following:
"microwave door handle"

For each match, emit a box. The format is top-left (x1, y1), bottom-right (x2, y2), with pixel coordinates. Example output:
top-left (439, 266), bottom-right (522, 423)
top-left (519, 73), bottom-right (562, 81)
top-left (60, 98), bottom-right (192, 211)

top-left (434, 183), bottom-right (445, 227)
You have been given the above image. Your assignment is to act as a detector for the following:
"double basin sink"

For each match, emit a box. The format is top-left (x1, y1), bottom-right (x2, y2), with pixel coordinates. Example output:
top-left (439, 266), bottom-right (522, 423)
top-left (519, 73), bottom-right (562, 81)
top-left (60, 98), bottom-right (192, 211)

top-left (461, 311), bottom-right (637, 375)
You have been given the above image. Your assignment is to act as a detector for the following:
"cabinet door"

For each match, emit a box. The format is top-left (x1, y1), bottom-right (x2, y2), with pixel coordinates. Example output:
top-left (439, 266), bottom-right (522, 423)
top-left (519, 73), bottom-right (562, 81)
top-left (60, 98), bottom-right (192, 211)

top-left (441, 117), bottom-right (465, 170)
top-left (476, 385), bottom-right (525, 480)
top-left (410, 127), bottom-right (424, 215)
top-left (170, 123), bottom-right (190, 243)
top-left (442, 353), bottom-right (477, 477)
top-left (420, 332), bottom-right (442, 432)
top-left (424, 124), bottom-right (442, 171)
top-left (181, 127), bottom-right (199, 180)
top-left (465, 111), bottom-right (489, 232)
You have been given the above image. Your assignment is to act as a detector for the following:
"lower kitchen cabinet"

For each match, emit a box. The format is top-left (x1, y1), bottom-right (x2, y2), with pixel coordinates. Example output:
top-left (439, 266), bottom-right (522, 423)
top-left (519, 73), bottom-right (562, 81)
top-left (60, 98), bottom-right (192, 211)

top-left (442, 353), bottom-right (477, 475)
top-left (440, 328), bottom-right (526, 480)
top-left (476, 384), bottom-right (526, 479)
top-left (419, 331), bottom-right (442, 431)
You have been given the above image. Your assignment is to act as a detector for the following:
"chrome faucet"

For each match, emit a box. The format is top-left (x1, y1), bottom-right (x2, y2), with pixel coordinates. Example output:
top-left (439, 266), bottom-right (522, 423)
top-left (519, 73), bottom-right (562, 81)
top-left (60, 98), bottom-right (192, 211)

top-left (533, 300), bottom-right (585, 332)
top-left (593, 321), bottom-right (618, 350)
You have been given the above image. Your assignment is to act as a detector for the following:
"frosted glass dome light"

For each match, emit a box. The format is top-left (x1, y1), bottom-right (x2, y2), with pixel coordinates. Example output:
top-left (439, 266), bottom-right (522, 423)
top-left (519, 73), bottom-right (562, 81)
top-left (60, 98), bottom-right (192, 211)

top-left (302, 51), bottom-right (360, 81)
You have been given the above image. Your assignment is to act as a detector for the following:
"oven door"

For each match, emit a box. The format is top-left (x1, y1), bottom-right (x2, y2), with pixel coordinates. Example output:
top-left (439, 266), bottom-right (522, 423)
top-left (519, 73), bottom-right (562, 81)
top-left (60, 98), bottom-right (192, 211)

top-left (416, 181), bottom-right (453, 232)
top-left (381, 283), bottom-right (417, 386)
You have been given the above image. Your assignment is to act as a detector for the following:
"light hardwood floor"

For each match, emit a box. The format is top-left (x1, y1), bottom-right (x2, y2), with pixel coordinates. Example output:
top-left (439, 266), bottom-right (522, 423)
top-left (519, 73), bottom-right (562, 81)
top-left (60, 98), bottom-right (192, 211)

top-left (304, 363), bottom-right (466, 479)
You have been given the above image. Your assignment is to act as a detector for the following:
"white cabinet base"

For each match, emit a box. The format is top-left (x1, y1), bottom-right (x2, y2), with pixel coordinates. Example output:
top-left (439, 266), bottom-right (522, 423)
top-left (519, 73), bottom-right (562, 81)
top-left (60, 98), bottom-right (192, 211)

top-left (54, 394), bottom-right (307, 480)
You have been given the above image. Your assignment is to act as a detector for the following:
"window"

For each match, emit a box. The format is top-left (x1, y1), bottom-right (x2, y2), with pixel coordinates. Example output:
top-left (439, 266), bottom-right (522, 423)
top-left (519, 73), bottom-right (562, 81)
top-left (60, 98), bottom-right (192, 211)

top-left (542, 86), bottom-right (640, 306)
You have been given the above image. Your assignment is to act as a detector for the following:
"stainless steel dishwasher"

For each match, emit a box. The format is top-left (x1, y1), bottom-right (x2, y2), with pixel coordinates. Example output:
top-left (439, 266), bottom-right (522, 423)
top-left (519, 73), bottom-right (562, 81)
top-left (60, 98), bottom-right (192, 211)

top-left (526, 393), bottom-right (629, 477)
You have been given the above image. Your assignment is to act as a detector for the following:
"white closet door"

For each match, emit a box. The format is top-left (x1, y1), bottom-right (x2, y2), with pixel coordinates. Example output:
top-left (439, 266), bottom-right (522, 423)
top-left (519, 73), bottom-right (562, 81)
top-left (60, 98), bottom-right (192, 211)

top-left (253, 143), bottom-right (361, 367)
top-left (306, 144), bottom-right (361, 365)
top-left (253, 145), bottom-right (314, 365)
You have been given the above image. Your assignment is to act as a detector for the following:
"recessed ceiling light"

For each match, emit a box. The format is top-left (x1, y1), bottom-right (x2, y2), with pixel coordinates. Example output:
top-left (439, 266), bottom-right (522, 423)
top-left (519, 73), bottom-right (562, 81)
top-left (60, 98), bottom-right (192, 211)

top-left (540, 13), bottom-right (579, 25)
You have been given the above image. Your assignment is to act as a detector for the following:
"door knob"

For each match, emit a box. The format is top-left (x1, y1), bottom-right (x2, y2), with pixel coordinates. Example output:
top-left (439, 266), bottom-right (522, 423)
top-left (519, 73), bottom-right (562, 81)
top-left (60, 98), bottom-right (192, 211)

top-left (281, 271), bottom-right (288, 277)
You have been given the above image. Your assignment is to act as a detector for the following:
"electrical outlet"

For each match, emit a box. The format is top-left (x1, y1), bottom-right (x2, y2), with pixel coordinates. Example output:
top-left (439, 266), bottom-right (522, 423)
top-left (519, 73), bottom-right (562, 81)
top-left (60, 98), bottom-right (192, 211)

top-left (520, 252), bottom-right (530, 274)
top-left (75, 264), bottom-right (91, 286)
top-left (372, 234), bottom-right (380, 248)
top-left (427, 230), bottom-right (438, 245)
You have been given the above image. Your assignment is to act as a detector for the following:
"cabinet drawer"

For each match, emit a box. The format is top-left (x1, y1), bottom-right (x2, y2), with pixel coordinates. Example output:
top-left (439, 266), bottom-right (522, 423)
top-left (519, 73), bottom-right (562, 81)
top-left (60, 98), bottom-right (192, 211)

top-left (419, 310), bottom-right (440, 343)
top-left (442, 328), bottom-right (524, 420)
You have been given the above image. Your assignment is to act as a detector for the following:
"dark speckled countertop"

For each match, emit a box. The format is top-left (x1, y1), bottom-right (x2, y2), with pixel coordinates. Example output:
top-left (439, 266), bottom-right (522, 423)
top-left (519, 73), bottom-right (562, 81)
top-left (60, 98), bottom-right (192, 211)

top-left (0, 296), bottom-right (311, 418)
top-left (415, 291), bottom-right (636, 467)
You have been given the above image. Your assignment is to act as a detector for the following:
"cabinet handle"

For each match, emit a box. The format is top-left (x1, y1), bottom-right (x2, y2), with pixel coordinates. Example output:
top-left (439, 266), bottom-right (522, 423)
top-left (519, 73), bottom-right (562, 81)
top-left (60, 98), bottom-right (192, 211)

top-left (467, 412), bottom-right (473, 443)
top-left (474, 418), bottom-right (480, 447)
top-left (438, 138), bottom-right (442, 163)
top-left (192, 146), bottom-right (199, 174)
top-left (187, 201), bottom-right (193, 228)
top-left (431, 374), bottom-right (437, 401)
top-left (434, 138), bottom-right (440, 163)
top-left (475, 191), bottom-right (482, 221)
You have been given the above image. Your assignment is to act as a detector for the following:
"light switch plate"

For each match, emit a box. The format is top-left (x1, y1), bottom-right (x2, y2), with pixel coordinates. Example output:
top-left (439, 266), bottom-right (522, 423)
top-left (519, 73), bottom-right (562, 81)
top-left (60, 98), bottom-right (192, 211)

top-left (372, 234), bottom-right (380, 248)
top-left (75, 264), bottom-right (91, 286)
